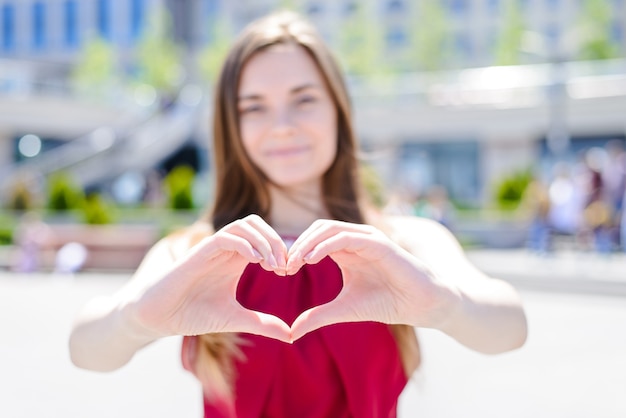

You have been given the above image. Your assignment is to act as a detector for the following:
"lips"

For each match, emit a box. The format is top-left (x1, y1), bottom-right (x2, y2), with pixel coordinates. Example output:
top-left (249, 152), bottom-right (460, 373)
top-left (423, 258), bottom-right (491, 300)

top-left (265, 145), bottom-right (310, 157)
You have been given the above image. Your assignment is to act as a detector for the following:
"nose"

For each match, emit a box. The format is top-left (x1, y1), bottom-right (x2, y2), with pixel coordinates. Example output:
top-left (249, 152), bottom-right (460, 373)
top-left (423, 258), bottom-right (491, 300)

top-left (271, 106), bottom-right (295, 139)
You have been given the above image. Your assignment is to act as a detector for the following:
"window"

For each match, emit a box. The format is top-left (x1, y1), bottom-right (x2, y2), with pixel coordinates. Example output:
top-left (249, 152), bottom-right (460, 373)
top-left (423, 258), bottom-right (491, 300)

top-left (545, 24), bottom-right (559, 47)
top-left (306, 2), bottom-right (323, 15)
top-left (487, 0), bottom-right (500, 14)
top-left (612, 22), bottom-right (623, 43)
top-left (64, 1), bottom-right (78, 47)
top-left (546, 0), bottom-right (559, 10)
top-left (448, 0), bottom-right (468, 16)
top-left (2, 4), bottom-right (15, 51)
top-left (206, 0), bottom-right (219, 16)
top-left (386, 27), bottom-right (407, 48)
top-left (130, 0), bottom-right (144, 39)
top-left (387, 0), bottom-right (404, 14)
top-left (455, 32), bottom-right (473, 58)
top-left (33, 2), bottom-right (46, 50)
top-left (97, 0), bottom-right (111, 40)
top-left (343, 1), bottom-right (358, 16)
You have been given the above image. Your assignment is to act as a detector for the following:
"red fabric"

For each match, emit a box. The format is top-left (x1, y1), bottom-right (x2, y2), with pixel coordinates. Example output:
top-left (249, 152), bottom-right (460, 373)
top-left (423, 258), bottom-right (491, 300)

top-left (182, 256), bottom-right (407, 417)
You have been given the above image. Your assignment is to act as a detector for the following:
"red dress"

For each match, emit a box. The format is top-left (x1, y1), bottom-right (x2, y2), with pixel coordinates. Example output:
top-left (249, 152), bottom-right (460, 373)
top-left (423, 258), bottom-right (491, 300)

top-left (182, 256), bottom-right (407, 417)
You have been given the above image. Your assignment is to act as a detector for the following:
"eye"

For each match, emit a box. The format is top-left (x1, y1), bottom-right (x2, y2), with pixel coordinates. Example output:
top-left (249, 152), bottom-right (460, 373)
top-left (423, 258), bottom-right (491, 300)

top-left (239, 104), bottom-right (265, 115)
top-left (296, 95), bottom-right (317, 106)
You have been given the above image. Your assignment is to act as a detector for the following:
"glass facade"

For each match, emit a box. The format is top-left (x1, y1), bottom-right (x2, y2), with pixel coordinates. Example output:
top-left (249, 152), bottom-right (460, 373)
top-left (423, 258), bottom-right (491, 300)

top-left (64, 0), bottom-right (78, 47)
top-left (130, 0), bottom-right (144, 39)
top-left (97, 0), bottom-right (111, 40)
top-left (33, 2), bottom-right (46, 50)
top-left (2, 4), bottom-right (15, 52)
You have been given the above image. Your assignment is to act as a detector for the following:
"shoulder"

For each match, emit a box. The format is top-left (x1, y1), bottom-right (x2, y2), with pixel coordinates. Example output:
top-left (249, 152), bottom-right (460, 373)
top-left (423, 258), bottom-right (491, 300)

top-left (163, 221), bottom-right (215, 260)
top-left (138, 221), bottom-right (215, 270)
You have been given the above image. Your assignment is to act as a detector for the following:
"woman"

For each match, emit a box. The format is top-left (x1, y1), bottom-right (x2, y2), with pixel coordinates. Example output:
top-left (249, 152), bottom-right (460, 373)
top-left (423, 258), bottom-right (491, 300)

top-left (69, 11), bottom-right (527, 417)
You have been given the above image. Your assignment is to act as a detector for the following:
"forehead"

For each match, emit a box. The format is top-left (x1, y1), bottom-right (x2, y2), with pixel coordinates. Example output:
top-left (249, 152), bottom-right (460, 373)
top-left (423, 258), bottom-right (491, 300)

top-left (239, 43), bottom-right (326, 94)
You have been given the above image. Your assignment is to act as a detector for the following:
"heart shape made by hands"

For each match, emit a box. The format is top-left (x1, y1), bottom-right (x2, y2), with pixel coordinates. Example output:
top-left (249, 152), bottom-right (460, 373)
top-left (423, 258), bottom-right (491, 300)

top-left (236, 256), bottom-right (343, 327)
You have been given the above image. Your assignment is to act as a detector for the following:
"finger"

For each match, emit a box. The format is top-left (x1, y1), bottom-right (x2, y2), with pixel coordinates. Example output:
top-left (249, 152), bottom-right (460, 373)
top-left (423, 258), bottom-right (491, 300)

top-left (287, 219), bottom-right (356, 274)
top-left (290, 299), bottom-right (357, 341)
top-left (289, 221), bottom-right (373, 258)
top-left (288, 230), bottom-right (376, 275)
top-left (243, 215), bottom-right (289, 273)
top-left (199, 233), bottom-right (264, 265)
top-left (234, 306), bottom-right (292, 343)
top-left (224, 220), bottom-right (283, 273)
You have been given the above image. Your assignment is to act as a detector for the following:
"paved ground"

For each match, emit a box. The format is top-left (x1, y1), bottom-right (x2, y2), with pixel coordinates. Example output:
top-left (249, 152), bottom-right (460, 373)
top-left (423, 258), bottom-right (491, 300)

top-left (1, 250), bottom-right (625, 417)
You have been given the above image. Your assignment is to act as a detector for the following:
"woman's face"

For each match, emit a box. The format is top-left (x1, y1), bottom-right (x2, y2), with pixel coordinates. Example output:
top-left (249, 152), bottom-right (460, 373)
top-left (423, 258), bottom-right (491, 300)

top-left (237, 43), bottom-right (337, 191)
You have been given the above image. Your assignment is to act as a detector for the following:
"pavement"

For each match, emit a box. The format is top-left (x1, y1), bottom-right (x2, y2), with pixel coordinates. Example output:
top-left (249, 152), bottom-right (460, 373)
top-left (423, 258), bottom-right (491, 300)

top-left (466, 248), bottom-right (626, 296)
top-left (1, 247), bottom-right (625, 417)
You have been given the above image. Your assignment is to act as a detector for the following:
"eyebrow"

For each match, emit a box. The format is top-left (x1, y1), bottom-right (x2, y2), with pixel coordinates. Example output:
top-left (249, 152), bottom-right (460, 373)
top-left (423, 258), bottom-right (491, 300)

top-left (238, 83), bottom-right (321, 101)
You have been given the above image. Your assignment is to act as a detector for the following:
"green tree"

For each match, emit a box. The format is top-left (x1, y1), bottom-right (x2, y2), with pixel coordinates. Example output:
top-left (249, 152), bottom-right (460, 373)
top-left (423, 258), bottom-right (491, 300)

top-left (408, 0), bottom-right (450, 71)
top-left (71, 37), bottom-right (120, 99)
top-left (337, 3), bottom-right (387, 75)
top-left (134, 7), bottom-right (183, 94)
top-left (494, 0), bottom-right (526, 65)
top-left (164, 166), bottom-right (196, 210)
top-left (277, 0), bottom-right (299, 11)
top-left (198, 19), bottom-right (233, 85)
top-left (82, 193), bottom-right (114, 225)
top-left (47, 173), bottom-right (85, 212)
top-left (577, 0), bottom-right (621, 60)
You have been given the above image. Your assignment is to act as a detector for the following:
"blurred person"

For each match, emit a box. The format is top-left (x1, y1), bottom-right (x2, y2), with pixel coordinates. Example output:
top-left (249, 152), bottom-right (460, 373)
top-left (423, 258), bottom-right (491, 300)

top-left (415, 185), bottom-right (455, 230)
top-left (521, 175), bottom-right (552, 254)
top-left (382, 187), bottom-right (418, 216)
top-left (11, 211), bottom-right (53, 273)
top-left (581, 147), bottom-right (613, 253)
top-left (69, 11), bottom-right (527, 417)
top-left (603, 140), bottom-right (626, 250)
top-left (547, 162), bottom-right (583, 237)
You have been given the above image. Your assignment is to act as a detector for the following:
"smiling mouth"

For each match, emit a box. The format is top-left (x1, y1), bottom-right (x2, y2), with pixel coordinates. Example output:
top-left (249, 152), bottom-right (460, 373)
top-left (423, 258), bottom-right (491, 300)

top-left (266, 146), bottom-right (310, 157)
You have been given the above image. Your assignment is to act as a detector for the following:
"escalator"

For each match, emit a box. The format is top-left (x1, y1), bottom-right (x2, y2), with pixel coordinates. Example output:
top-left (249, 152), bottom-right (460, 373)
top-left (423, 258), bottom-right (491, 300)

top-left (0, 84), bottom-right (206, 202)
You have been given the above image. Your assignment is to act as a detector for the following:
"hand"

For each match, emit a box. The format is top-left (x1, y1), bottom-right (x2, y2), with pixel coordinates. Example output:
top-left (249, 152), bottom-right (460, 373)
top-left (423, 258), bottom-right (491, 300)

top-left (285, 220), bottom-right (458, 341)
top-left (120, 215), bottom-right (292, 343)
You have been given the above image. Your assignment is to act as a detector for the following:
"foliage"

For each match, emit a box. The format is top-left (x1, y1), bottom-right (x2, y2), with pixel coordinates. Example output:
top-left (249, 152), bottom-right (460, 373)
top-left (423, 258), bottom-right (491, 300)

top-left (82, 193), bottom-right (114, 225)
top-left (577, 0), bottom-right (621, 60)
top-left (46, 173), bottom-right (85, 212)
top-left (6, 181), bottom-right (34, 212)
top-left (493, 168), bottom-right (534, 211)
top-left (164, 165), bottom-right (195, 210)
top-left (198, 19), bottom-right (233, 84)
top-left (337, 2), bottom-right (387, 75)
top-left (0, 227), bottom-right (12, 245)
top-left (408, 0), bottom-right (451, 71)
top-left (494, 0), bottom-right (526, 65)
top-left (359, 163), bottom-right (386, 208)
top-left (71, 37), bottom-right (120, 98)
top-left (134, 7), bottom-right (183, 93)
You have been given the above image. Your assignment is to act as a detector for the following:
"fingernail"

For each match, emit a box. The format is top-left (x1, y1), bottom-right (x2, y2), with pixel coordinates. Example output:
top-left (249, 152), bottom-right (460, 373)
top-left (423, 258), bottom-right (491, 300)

top-left (268, 253), bottom-right (278, 269)
top-left (252, 249), bottom-right (263, 260)
top-left (303, 251), bottom-right (313, 262)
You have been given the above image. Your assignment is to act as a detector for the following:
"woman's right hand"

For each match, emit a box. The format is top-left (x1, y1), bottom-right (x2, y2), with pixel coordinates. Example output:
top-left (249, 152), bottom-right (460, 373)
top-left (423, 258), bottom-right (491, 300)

top-left (118, 215), bottom-right (291, 343)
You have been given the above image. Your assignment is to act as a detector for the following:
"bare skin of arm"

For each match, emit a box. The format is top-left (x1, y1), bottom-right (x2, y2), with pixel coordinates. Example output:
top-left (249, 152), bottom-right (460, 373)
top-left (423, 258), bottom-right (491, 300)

top-left (69, 216), bottom-right (292, 372)
top-left (287, 216), bottom-right (527, 354)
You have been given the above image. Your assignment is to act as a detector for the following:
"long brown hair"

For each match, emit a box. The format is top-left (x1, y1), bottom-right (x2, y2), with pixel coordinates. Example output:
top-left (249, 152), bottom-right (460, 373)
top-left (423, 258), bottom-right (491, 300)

top-left (188, 10), bottom-right (419, 401)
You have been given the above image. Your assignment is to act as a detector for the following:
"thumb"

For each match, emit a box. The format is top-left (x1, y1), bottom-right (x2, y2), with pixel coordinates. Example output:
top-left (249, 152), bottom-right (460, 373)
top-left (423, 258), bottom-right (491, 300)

top-left (235, 307), bottom-right (293, 343)
top-left (290, 301), bottom-right (354, 342)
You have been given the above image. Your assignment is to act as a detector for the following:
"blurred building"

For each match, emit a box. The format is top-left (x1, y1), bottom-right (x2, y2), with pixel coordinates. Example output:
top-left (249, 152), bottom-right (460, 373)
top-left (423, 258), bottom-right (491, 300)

top-left (1, 0), bottom-right (625, 206)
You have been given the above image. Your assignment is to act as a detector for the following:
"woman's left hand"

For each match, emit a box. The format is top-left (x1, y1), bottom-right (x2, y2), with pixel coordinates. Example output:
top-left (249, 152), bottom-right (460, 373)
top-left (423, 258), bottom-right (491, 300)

top-left (285, 220), bottom-right (459, 341)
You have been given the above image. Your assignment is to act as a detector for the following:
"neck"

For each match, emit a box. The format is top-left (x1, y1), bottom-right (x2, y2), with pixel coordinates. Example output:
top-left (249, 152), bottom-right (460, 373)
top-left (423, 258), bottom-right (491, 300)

top-left (268, 182), bottom-right (329, 236)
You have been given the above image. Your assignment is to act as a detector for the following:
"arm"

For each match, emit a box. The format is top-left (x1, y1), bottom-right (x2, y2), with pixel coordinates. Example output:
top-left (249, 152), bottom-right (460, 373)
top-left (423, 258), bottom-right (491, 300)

top-left (69, 216), bottom-right (293, 372)
top-left (388, 215), bottom-right (528, 354)
top-left (68, 238), bottom-right (176, 371)
top-left (286, 217), bottom-right (527, 354)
